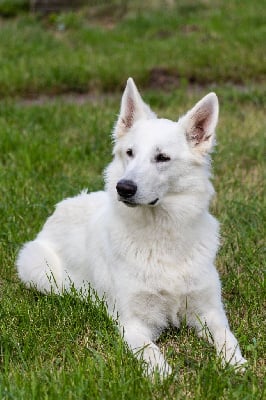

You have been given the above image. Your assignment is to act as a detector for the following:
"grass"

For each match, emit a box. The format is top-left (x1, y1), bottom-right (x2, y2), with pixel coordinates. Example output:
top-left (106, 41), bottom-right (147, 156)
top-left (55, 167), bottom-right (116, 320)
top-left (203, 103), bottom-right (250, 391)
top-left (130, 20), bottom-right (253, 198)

top-left (0, 1), bottom-right (265, 399)
top-left (0, 0), bottom-right (265, 96)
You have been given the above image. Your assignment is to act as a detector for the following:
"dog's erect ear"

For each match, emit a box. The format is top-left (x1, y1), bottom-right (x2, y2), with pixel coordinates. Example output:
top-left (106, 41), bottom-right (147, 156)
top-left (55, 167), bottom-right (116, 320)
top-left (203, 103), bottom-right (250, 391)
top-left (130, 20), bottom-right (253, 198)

top-left (181, 93), bottom-right (219, 154)
top-left (113, 78), bottom-right (156, 139)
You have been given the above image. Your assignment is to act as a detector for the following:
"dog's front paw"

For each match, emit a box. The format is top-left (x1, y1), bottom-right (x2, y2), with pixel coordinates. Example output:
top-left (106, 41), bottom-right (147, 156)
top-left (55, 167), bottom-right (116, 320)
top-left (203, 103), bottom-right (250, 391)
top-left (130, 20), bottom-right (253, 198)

top-left (143, 343), bottom-right (172, 379)
top-left (229, 356), bottom-right (247, 373)
top-left (145, 359), bottom-right (172, 380)
top-left (157, 360), bottom-right (172, 378)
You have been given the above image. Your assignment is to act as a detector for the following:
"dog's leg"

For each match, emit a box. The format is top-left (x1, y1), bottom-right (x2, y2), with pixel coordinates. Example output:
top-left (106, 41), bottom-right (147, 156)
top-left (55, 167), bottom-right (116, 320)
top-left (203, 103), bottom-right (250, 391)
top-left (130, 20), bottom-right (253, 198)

top-left (194, 309), bottom-right (247, 369)
top-left (122, 321), bottom-right (172, 377)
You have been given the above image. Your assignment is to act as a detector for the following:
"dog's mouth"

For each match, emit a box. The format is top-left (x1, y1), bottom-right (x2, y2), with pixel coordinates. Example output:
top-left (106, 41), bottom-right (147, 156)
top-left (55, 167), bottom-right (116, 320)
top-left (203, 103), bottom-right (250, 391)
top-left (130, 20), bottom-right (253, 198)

top-left (149, 198), bottom-right (159, 206)
top-left (121, 200), bottom-right (138, 207)
top-left (119, 198), bottom-right (159, 207)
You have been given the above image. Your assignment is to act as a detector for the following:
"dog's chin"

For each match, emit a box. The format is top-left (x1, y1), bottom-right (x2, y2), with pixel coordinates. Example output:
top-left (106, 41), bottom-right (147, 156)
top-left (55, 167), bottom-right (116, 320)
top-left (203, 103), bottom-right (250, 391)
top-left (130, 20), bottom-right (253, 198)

top-left (119, 198), bottom-right (159, 207)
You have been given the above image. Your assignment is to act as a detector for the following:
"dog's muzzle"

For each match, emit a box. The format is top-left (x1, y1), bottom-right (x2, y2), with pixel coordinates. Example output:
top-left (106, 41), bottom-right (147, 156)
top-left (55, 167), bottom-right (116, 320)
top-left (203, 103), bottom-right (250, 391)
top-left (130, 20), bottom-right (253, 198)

top-left (116, 179), bottom-right (159, 207)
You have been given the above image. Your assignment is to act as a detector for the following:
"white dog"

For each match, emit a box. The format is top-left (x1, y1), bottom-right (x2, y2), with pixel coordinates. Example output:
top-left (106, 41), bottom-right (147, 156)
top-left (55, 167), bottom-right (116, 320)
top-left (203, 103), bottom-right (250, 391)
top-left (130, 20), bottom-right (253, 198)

top-left (17, 78), bottom-right (246, 376)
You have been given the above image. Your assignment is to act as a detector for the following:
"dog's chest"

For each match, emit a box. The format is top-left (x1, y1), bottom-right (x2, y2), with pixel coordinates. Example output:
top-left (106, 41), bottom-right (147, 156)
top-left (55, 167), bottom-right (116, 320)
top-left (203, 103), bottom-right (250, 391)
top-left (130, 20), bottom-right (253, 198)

top-left (112, 224), bottom-right (204, 296)
top-left (107, 212), bottom-right (217, 330)
top-left (119, 247), bottom-right (200, 331)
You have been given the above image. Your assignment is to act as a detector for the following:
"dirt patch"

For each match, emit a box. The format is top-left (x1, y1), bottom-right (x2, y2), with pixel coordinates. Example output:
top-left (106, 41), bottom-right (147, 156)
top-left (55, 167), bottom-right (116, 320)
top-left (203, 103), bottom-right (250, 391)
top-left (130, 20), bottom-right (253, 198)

top-left (16, 74), bottom-right (252, 106)
top-left (18, 91), bottom-right (119, 106)
top-left (147, 67), bottom-right (209, 90)
top-left (180, 24), bottom-right (200, 34)
top-left (148, 67), bottom-right (180, 90)
top-left (153, 29), bottom-right (174, 39)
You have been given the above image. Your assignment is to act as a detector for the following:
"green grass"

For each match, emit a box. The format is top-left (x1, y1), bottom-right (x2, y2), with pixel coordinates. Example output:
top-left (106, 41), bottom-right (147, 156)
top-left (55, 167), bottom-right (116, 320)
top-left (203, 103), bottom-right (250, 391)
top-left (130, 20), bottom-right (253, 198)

top-left (0, 1), bottom-right (265, 399)
top-left (0, 0), bottom-right (265, 96)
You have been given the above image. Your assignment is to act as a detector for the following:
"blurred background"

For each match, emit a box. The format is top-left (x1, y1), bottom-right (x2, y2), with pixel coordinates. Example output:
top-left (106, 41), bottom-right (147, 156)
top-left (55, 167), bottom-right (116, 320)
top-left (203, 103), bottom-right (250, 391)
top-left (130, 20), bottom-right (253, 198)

top-left (0, 0), bottom-right (265, 97)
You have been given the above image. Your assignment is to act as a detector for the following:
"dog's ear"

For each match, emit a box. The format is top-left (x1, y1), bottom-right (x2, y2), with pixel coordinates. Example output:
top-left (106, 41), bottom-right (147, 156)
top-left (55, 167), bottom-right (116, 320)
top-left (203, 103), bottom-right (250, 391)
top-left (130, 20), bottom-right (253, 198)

top-left (182, 93), bottom-right (219, 154)
top-left (113, 78), bottom-right (156, 139)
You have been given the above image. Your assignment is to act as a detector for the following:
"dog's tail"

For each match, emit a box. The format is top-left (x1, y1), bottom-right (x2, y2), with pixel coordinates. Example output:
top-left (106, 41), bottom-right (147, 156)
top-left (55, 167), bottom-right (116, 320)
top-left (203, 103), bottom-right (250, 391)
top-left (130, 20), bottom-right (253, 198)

top-left (16, 240), bottom-right (64, 294)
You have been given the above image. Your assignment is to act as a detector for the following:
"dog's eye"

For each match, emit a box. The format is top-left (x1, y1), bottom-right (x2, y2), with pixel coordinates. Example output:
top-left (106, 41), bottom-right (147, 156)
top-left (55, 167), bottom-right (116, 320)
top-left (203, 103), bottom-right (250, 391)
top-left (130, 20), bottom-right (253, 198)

top-left (155, 153), bottom-right (171, 162)
top-left (126, 148), bottom-right (134, 157)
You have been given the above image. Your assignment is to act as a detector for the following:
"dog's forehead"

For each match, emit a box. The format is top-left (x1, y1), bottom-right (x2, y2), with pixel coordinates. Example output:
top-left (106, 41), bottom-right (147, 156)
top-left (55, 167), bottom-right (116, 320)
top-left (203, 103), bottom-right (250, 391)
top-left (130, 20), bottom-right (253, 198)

top-left (132, 118), bottom-right (184, 143)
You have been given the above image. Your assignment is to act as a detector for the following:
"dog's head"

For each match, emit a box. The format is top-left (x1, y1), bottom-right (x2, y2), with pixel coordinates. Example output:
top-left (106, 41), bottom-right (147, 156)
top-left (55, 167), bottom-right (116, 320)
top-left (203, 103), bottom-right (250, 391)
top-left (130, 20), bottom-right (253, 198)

top-left (106, 78), bottom-right (219, 208)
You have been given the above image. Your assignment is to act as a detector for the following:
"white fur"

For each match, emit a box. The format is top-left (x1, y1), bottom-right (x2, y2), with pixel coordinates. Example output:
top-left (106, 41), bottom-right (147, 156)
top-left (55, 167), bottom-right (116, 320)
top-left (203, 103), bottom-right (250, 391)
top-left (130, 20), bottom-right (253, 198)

top-left (17, 78), bottom-right (246, 377)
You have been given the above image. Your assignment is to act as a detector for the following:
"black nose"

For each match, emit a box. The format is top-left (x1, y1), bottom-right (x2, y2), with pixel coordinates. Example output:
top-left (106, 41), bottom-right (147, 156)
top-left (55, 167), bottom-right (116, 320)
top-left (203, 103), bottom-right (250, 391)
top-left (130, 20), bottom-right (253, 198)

top-left (116, 179), bottom-right (137, 198)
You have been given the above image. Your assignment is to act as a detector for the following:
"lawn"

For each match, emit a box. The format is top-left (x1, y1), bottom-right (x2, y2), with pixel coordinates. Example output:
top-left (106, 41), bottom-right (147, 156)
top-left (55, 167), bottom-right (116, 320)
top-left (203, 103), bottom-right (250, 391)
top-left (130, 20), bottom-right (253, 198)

top-left (0, 1), bottom-right (265, 399)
